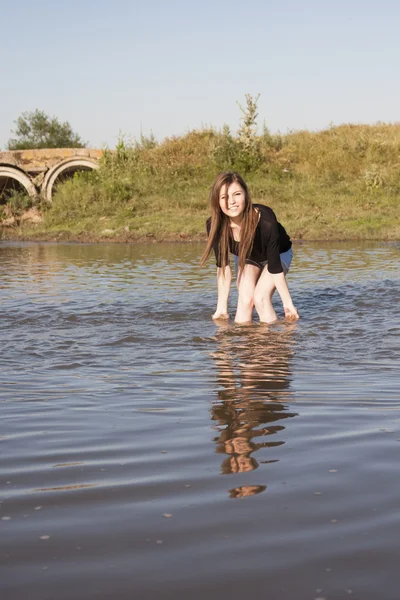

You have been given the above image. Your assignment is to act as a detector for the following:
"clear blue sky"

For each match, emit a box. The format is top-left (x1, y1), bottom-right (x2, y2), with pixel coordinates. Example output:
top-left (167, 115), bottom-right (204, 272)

top-left (1, 0), bottom-right (399, 149)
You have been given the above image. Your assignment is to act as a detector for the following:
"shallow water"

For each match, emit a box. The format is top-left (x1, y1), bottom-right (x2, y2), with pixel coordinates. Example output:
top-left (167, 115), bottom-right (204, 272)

top-left (1, 240), bottom-right (399, 600)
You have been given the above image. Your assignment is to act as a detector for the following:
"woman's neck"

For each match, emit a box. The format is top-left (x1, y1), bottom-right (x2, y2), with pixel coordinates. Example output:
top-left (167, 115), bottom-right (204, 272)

top-left (230, 217), bottom-right (242, 242)
top-left (229, 215), bottom-right (243, 228)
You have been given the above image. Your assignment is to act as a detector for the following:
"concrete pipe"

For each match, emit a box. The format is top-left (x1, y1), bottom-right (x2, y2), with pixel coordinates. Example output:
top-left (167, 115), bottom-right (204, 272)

top-left (41, 157), bottom-right (100, 202)
top-left (0, 165), bottom-right (38, 200)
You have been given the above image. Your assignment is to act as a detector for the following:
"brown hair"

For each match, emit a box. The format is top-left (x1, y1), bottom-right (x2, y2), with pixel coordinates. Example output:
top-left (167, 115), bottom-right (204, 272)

top-left (200, 172), bottom-right (258, 274)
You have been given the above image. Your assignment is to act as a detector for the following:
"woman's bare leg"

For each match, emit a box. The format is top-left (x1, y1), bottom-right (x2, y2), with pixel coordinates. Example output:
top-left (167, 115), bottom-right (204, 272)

top-left (235, 264), bottom-right (260, 324)
top-left (253, 268), bottom-right (278, 323)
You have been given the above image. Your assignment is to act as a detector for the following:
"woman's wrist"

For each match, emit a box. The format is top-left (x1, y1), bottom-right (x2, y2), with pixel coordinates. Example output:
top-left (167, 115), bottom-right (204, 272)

top-left (216, 302), bottom-right (228, 313)
top-left (213, 308), bottom-right (229, 320)
top-left (283, 300), bottom-right (295, 309)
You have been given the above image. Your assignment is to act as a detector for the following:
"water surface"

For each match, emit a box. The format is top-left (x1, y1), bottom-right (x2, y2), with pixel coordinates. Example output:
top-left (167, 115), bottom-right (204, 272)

top-left (1, 241), bottom-right (399, 600)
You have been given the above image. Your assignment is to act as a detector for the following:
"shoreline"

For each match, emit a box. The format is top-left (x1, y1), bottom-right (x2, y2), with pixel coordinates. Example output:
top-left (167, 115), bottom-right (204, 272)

top-left (2, 123), bottom-right (400, 246)
top-left (0, 229), bottom-right (207, 244)
top-left (1, 228), bottom-right (398, 245)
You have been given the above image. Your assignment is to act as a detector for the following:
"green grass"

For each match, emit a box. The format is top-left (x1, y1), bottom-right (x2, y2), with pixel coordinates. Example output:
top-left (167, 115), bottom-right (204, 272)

top-left (2, 121), bottom-right (400, 242)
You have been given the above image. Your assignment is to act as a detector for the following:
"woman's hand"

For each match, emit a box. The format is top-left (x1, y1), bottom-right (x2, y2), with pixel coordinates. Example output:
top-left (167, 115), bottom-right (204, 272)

top-left (214, 266), bottom-right (232, 321)
top-left (283, 303), bottom-right (299, 321)
top-left (212, 310), bottom-right (229, 320)
top-left (271, 272), bottom-right (299, 322)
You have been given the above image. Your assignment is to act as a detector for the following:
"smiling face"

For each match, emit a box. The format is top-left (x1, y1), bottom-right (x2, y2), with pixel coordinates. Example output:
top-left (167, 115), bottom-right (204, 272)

top-left (218, 181), bottom-right (246, 222)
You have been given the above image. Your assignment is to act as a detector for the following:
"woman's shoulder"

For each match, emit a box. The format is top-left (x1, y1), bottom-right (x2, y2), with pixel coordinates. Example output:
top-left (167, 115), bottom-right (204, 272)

top-left (253, 204), bottom-right (277, 222)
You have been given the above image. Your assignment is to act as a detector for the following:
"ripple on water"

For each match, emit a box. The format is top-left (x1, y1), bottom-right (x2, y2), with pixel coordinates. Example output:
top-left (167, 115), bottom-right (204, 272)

top-left (0, 241), bottom-right (399, 600)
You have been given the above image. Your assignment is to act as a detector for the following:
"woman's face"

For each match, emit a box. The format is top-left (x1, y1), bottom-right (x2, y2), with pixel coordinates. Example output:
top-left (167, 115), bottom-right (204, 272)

top-left (218, 181), bottom-right (246, 220)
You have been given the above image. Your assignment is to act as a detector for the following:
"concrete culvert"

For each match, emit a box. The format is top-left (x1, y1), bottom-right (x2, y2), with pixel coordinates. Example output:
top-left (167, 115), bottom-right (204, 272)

top-left (0, 166), bottom-right (38, 204)
top-left (41, 157), bottom-right (99, 202)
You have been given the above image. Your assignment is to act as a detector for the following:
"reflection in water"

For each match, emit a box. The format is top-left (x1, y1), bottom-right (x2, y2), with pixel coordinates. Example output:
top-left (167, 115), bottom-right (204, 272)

top-left (210, 323), bottom-right (298, 497)
top-left (1, 241), bottom-right (400, 599)
top-left (34, 484), bottom-right (96, 492)
top-left (229, 484), bottom-right (266, 499)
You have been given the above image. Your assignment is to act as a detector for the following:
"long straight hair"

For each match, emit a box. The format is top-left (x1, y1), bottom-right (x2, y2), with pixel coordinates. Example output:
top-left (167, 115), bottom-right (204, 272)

top-left (200, 172), bottom-right (258, 273)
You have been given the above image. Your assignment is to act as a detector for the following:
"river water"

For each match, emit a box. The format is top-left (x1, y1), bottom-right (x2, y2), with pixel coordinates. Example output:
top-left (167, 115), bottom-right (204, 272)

top-left (1, 241), bottom-right (399, 600)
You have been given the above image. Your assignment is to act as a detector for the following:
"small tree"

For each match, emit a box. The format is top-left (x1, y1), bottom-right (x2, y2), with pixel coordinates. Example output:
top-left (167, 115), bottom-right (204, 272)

top-left (236, 93), bottom-right (262, 172)
top-left (237, 93), bottom-right (260, 152)
top-left (7, 110), bottom-right (86, 150)
top-left (212, 95), bottom-right (263, 174)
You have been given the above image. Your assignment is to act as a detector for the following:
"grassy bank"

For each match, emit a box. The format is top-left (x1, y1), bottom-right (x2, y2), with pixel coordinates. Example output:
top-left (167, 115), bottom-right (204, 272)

top-left (1, 115), bottom-right (400, 242)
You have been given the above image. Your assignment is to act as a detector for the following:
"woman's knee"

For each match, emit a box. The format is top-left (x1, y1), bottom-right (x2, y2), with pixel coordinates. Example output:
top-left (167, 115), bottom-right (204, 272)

top-left (238, 292), bottom-right (254, 310)
top-left (254, 289), bottom-right (273, 311)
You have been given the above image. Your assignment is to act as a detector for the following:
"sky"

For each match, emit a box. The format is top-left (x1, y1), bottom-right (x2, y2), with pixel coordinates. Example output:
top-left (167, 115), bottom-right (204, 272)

top-left (1, 0), bottom-right (399, 149)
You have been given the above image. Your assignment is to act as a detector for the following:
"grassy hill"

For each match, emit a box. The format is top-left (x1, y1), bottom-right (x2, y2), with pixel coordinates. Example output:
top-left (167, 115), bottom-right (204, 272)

top-left (2, 117), bottom-right (399, 242)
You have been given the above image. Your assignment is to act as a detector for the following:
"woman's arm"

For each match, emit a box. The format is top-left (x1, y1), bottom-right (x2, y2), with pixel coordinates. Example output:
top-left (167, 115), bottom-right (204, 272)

top-left (271, 272), bottom-right (299, 320)
top-left (262, 217), bottom-right (299, 321)
top-left (213, 265), bottom-right (232, 319)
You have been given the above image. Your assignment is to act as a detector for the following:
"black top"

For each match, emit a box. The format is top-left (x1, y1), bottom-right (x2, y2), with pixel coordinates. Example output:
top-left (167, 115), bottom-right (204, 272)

top-left (206, 204), bottom-right (292, 274)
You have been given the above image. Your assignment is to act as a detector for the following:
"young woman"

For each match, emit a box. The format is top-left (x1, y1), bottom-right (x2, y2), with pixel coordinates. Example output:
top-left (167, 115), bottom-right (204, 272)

top-left (200, 171), bottom-right (299, 324)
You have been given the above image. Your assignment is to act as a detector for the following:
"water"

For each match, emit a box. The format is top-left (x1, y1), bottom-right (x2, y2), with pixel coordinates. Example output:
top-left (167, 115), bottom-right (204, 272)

top-left (1, 240), bottom-right (399, 600)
